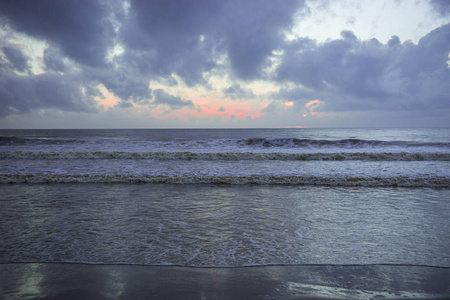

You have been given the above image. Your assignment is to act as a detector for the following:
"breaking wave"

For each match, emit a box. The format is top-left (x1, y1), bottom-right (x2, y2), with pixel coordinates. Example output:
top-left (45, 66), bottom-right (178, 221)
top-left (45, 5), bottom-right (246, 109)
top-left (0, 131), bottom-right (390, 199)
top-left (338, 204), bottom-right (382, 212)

top-left (0, 136), bottom-right (28, 145)
top-left (237, 138), bottom-right (450, 148)
top-left (1, 174), bottom-right (449, 187)
top-left (1, 151), bottom-right (449, 161)
top-left (0, 136), bottom-right (85, 146)
top-left (2, 136), bottom-right (450, 149)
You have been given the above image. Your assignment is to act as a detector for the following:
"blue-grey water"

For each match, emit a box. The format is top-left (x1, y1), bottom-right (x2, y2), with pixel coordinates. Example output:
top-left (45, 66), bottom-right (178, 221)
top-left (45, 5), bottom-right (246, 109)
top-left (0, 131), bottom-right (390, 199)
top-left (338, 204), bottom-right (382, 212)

top-left (0, 128), bottom-right (449, 268)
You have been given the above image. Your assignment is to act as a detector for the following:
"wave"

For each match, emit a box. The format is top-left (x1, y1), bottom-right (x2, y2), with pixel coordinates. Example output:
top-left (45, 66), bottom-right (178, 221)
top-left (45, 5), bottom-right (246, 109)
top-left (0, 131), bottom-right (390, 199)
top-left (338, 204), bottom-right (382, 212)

top-left (0, 136), bottom-right (28, 145)
top-left (1, 174), bottom-right (448, 187)
top-left (237, 138), bottom-right (450, 148)
top-left (1, 151), bottom-right (449, 161)
top-left (3, 261), bottom-right (447, 268)
top-left (2, 135), bottom-right (449, 149)
top-left (0, 136), bottom-right (83, 146)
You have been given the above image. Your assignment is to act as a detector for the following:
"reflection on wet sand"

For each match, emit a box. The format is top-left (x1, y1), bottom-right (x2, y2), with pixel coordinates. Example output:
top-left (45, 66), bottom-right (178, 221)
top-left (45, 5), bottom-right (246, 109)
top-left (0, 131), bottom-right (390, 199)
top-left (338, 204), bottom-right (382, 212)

top-left (1, 263), bottom-right (449, 299)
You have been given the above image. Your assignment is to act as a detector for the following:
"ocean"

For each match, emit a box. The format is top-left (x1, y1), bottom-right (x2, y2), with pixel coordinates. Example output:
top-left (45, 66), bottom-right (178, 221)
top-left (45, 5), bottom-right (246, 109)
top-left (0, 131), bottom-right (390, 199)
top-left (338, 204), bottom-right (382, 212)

top-left (1, 128), bottom-right (449, 298)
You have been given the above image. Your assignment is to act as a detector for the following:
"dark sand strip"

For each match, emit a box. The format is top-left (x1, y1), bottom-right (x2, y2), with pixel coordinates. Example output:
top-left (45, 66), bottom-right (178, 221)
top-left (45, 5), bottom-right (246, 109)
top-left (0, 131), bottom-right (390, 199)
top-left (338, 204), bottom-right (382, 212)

top-left (1, 263), bottom-right (449, 299)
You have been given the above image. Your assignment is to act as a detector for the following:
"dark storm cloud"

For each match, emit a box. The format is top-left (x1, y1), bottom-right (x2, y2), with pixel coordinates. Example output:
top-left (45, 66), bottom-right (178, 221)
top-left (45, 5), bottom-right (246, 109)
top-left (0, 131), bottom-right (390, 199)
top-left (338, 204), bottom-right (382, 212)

top-left (115, 100), bottom-right (134, 109)
top-left (1, 46), bottom-right (30, 73)
top-left (219, 0), bottom-right (303, 80)
top-left (43, 47), bottom-right (68, 73)
top-left (0, 0), bottom-right (113, 67)
top-left (0, 0), bottom-right (117, 116)
top-left (0, 0), bottom-right (447, 123)
top-left (274, 25), bottom-right (450, 112)
top-left (430, 0), bottom-right (450, 16)
top-left (0, 70), bottom-right (97, 117)
top-left (0, 0), bottom-right (304, 117)
top-left (121, 0), bottom-right (303, 82)
top-left (152, 89), bottom-right (194, 110)
top-left (0, 42), bottom-right (98, 117)
top-left (120, 0), bottom-right (222, 86)
top-left (223, 84), bottom-right (256, 100)
top-left (94, 66), bottom-right (153, 103)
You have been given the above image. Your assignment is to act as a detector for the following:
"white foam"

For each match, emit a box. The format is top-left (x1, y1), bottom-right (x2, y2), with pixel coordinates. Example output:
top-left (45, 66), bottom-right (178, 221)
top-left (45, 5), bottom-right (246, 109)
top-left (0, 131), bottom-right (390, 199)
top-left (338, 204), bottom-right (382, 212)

top-left (1, 151), bottom-right (449, 161)
top-left (1, 174), bottom-right (448, 187)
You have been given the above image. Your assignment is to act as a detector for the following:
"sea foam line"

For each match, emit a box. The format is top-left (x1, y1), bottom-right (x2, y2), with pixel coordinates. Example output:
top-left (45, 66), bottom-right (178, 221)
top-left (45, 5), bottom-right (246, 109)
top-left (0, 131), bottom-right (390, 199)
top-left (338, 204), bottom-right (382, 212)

top-left (1, 174), bottom-right (448, 187)
top-left (1, 151), bottom-right (449, 161)
top-left (238, 138), bottom-right (450, 148)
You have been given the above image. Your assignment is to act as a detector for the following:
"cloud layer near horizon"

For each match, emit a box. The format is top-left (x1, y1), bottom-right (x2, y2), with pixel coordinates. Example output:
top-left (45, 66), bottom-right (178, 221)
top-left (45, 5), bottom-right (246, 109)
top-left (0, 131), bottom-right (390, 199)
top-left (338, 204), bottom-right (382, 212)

top-left (0, 0), bottom-right (449, 127)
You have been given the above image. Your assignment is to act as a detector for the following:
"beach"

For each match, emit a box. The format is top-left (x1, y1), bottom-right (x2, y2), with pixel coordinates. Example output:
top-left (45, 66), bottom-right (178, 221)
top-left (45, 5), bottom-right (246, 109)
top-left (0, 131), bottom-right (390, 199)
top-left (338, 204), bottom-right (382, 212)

top-left (2, 263), bottom-right (449, 299)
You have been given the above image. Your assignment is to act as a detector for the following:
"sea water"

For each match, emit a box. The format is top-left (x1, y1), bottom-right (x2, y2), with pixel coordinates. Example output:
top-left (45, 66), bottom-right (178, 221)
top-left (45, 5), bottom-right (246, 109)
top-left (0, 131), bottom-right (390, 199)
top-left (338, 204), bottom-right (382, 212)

top-left (0, 128), bottom-right (449, 268)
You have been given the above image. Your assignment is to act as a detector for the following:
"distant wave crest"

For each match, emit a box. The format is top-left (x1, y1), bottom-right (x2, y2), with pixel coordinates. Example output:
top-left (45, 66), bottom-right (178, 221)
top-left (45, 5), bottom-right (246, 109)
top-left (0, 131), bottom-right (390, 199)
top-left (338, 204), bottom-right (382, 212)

top-left (0, 136), bottom-right (82, 146)
top-left (0, 136), bottom-right (29, 145)
top-left (2, 136), bottom-right (449, 149)
top-left (1, 151), bottom-right (449, 161)
top-left (237, 138), bottom-right (450, 148)
top-left (1, 174), bottom-right (448, 187)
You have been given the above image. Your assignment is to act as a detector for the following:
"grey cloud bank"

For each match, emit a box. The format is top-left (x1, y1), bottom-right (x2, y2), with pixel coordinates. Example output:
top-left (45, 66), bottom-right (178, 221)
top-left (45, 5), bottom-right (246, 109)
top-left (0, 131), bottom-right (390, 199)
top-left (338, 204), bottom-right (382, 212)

top-left (274, 25), bottom-right (450, 113)
top-left (223, 84), bottom-right (256, 100)
top-left (152, 89), bottom-right (194, 110)
top-left (0, 0), bottom-right (449, 128)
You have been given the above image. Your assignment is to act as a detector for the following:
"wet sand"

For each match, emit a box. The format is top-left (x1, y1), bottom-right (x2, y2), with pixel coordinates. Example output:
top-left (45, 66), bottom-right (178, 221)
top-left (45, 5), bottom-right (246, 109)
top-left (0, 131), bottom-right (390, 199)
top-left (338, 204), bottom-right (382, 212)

top-left (1, 263), bottom-right (449, 299)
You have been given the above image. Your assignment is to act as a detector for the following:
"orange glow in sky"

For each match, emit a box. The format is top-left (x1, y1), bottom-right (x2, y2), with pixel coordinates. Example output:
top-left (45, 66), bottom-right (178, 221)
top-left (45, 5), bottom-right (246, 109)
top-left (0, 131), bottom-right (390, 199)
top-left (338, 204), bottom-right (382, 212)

top-left (95, 85), bottom-right (267, 123)
top-left (192, 105), bottom-right (263, 120)
top-left (305, 99), bottom-right (321, 108)
top-left (145, 99), bottom-right (264, 122)
top-left (303, 99), bottom-right (322, 117)
top-left (95, 86), bottom-right (120, 110)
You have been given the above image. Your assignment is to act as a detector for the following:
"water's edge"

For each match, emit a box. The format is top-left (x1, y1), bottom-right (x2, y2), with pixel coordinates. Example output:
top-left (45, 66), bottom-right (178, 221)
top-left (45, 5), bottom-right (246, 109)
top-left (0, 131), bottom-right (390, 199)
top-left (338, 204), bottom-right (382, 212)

top-left (1, 263), bottom-right (449, 299)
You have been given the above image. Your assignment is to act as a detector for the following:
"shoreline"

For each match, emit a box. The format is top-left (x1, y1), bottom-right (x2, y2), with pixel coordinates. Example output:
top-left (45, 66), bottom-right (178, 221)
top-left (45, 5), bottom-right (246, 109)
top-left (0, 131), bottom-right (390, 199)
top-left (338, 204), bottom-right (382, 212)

top-left (1, 263), bottom-right (449, 299)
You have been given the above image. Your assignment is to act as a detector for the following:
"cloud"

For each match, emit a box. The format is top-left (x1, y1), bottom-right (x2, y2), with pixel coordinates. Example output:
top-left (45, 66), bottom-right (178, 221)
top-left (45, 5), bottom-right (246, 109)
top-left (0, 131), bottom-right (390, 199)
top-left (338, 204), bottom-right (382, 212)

top-left (152, 89), bottom-right (194, 110)
top-left (115, 101), bottom-right (134, 109)
top-left (217, 106), bottom-right (226, 112)
top-left (0, 0), bottom-right (302, 117)
top-left (0, 70), bottom-right (97, 117)
top-left (303, 99), bottom-right (323, 117)
top-left (0, 35), bottom-right (98, 117)
top-left (219, 0), bottom-right (304, 80)
top-left (0, 0), bottom-right (153, 116)
top-left (119, 0), bottom-right (223, 86)
top-left (0, 0), bottom-right (448, 127)
top-left (429, 0), bottom-right (450, 16)
top-left (222, 84), bottom-right (256, 100)
top-left (0, 0), bottom-right (113, 67)
top-left (305, 99), bottom-right (321, 108)
top-left (275, 25), bottom-right (450, 112)
top-left (43, 47), bottom-right (68, 73)
top-left (260, 101), bottom-right (284, 113)
top-left (120, 0), bottom-right (304, 83)
top-left (95, 66), bottom-right (153, 103)
top-left (1, 46), bottom-right (30, 73)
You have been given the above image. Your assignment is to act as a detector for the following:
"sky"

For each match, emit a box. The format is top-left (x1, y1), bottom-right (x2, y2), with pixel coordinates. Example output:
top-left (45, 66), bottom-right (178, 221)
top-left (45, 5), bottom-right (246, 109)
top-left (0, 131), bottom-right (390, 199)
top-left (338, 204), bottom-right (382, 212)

top-left (0, 0), bottom-right (449, 129)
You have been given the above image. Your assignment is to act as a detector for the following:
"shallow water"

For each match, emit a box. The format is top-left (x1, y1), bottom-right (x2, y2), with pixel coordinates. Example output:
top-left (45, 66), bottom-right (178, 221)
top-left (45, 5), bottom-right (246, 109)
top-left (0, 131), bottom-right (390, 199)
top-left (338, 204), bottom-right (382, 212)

top-left (1, 184), bottom-right (449, 267)
top-left (1, 128), bottom-right (449, 298)
top-left (2, 263), bottom-right (449, 299)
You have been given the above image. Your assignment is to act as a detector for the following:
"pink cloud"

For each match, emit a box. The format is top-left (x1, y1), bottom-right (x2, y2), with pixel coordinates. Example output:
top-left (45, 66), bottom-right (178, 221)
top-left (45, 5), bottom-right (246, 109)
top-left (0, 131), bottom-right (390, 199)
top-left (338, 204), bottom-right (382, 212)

top-left (303, 99), bottom-right (323, 117)
top-left (305, 99), bottom-right (321, 108)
